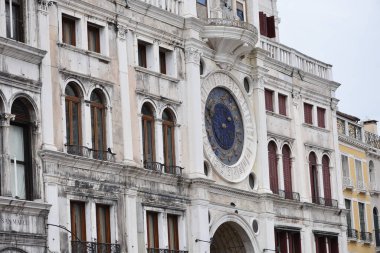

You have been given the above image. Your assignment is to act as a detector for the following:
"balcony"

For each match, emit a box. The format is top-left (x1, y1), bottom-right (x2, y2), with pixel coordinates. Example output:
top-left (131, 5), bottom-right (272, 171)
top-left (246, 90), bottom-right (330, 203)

top-left (347, 229), bottom-right (358, 241)
top-left (260, 37), bottom-right (332, 80)
top-left (357, 181), bottom-right (367, 193)
top-left (147, 249), bottom-right (188, 253)
top-left (370, 182), bottom-right (380, 195)
top-left (312, 197), bottom-right (338, 208)
top-left (66, 145), bottom-right (116, 162)
top-left (144, 161), bottom-right (184, 176)
top-left (202, 9), bottom-right (258, 69)
top-left (366, 131), bottom-right (380, 149)
top-left (343, 176), bottom-right (354, 190)
top-left (71, 241), bottom-right (121, 253)
top-left (137, 0), bottom-right (182, 15)
top-left (278, 190), bottom-right (300, 201)
top-left (360, 232), bottom-right (373, 244)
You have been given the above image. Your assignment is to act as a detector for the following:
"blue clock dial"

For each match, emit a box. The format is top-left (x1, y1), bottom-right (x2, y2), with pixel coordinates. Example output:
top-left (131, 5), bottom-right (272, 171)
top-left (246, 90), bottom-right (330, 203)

top-left (205, 88), bottom-right (244, 165)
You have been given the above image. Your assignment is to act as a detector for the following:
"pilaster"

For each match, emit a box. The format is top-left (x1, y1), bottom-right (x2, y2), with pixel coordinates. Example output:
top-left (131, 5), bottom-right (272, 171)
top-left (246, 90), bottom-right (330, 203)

top-left (0, 113), bottom-right (15, 197)
top-left (317, 163), bottom-right (324, 199)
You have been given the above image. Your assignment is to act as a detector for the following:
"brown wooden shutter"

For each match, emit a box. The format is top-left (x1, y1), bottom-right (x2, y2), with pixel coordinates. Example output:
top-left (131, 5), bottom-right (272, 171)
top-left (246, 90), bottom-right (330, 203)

top-left (309, 153), bottom-right (319, 201)
top-left (268, 142), bottom-right (279, 194)
top-left (330, 237), bottom-right (339, 253)
top-left (259, 12), bottom-right (267, 36)
top-left (267, 16), bottom-right (276, 38)
top-left (279, 231), bottom-right (288, 253)
top-left (278, 94), bottom-right (287, 116)
top-left (294, 232), bottom-right (302, 253)
top-left (265, 89), bottom-right (274, 112)
top-left (317, 107), bottom-right (326, 128)
top-left (275, 230), bottom-right (279, 253)
top-left (322, 156), bottom-right (332, 204)
top-left (282, 145), bottom-right (293, 198)
top-left (304, 103), bottom-right (313, 124)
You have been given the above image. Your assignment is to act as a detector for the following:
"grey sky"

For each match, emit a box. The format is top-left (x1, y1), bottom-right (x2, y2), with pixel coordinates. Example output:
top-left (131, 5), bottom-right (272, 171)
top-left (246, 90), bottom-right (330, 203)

top-left (277, 0), bottom-right (380, 122)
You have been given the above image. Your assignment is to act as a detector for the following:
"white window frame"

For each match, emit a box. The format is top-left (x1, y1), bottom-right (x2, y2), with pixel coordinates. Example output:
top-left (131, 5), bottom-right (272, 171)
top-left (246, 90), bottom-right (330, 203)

top-left (236, 0), bottom-right (247, 22)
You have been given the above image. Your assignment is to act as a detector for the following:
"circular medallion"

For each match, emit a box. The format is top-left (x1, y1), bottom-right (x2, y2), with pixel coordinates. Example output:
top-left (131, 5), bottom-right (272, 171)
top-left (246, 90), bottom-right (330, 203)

top-left (202, 72), bottom-right (257, 183)
top-left (205, 88), bottom-right (244, 165)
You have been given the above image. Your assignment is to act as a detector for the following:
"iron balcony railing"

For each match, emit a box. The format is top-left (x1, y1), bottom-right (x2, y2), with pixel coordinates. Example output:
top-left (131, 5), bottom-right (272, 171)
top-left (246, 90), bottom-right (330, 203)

top-left (360, 232), bottom-right (373, 243)
top-left (278, 190), bottom-right (300, 201)
top-left (312, 197), bottom-right (338, 208)
top-left (347, 229), bottom-right (358, 240)
top-left (146, 249), bottom-right (188, 253)
top-left (71, 241), bottom-right (121, 253)
top-left (65, 145), bottom-right (116, 162)
top-left (144, 161), bottom-right (184, 176)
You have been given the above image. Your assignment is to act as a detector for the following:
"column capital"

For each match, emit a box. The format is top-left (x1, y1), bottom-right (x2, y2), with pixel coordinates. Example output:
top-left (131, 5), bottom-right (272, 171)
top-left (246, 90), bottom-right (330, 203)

top-left (185, 48), bottom-right (201, 64)
top-left (37, 0), bottom-right (53, 14)
top-left (0, 113), bottom-right (15, 126)
top-left (116, 24), bottom-right (128, 40)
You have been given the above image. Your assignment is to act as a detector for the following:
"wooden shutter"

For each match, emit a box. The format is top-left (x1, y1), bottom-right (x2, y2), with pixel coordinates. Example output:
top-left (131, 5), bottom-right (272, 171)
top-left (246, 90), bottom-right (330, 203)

top-left (259, 12), bottom-right (267, 36)
top-left (282, 145), bottom-right (293, 198)
top-left (317, 107), bottom-right (326, 128)
top-left (279, 231), bottom-right (288, 253)
top-left (278, 94), bottom-right (287, 116)
top-left (329, 237), bottom-right (339, 253)
top-left (267, 16), bottom-right (276, 38)
top-left (265, 89), bottom-right (274, 112)
top-left (275, 230), bottom-right (279, 253)
top-left (322, 156), bottom-right (332, 204)
top-left (159, 50), bottom-right (167, 74)
top-left (138, 43), bottom-right (147, 68)
top-left (304, 103), bottom-right (313, 124)
top-left (294, 232), bottom-right (302, 253)
top-left (309, 153), bottom-right (318, 201)
top-left (268, 142), bottom-right (279, 194)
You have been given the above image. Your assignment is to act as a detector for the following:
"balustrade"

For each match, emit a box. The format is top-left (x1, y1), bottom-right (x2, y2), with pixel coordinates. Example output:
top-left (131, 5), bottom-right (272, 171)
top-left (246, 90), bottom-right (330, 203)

top-left (139, 0), bottom-right (182, 15)
top-left (147, 249), bottom-right (188, 253)
top-left (343, 176), bottom-right (353, 189)
top-left (360, 232), bottom-right (373, 243)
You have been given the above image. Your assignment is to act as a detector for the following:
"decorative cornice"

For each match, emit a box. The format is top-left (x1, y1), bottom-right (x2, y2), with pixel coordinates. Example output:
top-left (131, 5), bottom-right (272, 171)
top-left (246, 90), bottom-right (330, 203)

top-left (58, 68), bottom-right (114, 88)
top-left (0, 37), bottom-right (46, 65)
top-left (339, 134), bottom-right (369, 150)
top-left (135, 89), bottom-right (182, 106)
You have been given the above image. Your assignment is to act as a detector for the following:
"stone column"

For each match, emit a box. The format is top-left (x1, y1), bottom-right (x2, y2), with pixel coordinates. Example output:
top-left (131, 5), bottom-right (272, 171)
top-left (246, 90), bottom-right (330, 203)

top-left (37, 0), bottom-right (56, 151)
top-left (125, 189), bottom-right (138, 253)
top-left (155, 119), bottom-right (164, 165)
top-left (46, 182), bottom-right (60, 252)
top-left (251, 75), bottom-right (271, 193)
top-left (184, 48), bottom-right (204, 178)
top-left (0, 113), bottom-right (14, 197)
top-left (317, 163), bottom-right (324, 200)
top-left (189, 192), bottom-right (210, 252)
top-left (277, 153), bottom-right (284, 192)
top-left (0, 0), bottom-right (5, 37)
top-left (117, 25), bottom-right (134, 162)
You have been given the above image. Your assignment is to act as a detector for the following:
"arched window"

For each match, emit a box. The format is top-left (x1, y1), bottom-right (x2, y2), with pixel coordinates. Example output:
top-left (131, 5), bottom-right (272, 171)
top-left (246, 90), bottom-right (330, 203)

top-left (65, 82), bottom-right (82, 155)
top-left (142, 103), bottom-right (155, 163)
top-left (374, 207), bottom-right (380, 246)
top-left (322, 155), bottom-right (332, 206)
top-left (90, 89), bottom-right (106, 160)
top-left (268, 141), bottom-right (278, 194)
top-left (10, 98), bottom-right (34, 200)
top-left (369, 161), bottom-right (375, 183)
top-left (309, 152), bottom-right (319, 204)
top-left (162, 109), bottom-right (176, 171)
top-left (282, 145), bottom-right (292, 199)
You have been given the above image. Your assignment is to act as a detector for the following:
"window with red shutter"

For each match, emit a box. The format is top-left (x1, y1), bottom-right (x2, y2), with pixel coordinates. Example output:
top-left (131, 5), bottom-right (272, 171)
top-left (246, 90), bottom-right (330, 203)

top-left (267, 16), bottom-right (276, 38)
top-left (278, 94), bottom-right (287, 116)
top-left (322, 155), bottom-right (332, 206)
top-left (268, 141), bottom-right (279, 194)
top-left (275, 229), bottom-right (302, 253)
top-left (282, 145), bottom-right (292, 199)
top-left (317, 107), bottom-right (326, 128)
top-left (304, 103), bottom-right (313, 124)
top-left (259, 12), bottom-right (267, 36)
top-left (309, 152), bottom-right (319, 203)
top-left (265, 89), bottom-right (274, 112)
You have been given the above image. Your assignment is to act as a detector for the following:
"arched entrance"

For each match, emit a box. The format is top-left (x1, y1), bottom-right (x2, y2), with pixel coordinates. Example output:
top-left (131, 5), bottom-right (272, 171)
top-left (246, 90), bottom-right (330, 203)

top-left (210, 221), bottom-right (254, 253)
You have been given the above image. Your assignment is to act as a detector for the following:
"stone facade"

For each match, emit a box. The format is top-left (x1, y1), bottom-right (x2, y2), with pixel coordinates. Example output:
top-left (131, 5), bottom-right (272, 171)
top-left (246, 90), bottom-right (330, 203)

top-left (0, 0), bottom-right (347, 252)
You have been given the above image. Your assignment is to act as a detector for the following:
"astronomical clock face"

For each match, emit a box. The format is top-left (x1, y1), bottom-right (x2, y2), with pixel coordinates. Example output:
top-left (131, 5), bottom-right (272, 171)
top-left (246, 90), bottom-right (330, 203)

top-left (202, 72), bottom-right (257, 183)
top-left (205, 88), bottom-right (244, 165)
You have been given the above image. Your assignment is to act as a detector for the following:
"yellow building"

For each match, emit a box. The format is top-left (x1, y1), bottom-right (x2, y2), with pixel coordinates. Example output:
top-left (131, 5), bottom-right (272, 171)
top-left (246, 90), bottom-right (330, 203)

top-left (337, 112), bottom-right (375, 253)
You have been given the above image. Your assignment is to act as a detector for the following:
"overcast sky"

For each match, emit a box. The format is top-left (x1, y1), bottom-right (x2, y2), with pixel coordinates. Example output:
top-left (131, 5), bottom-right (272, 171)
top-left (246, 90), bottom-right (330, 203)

top-left (277, 0), bottom-right (380, 123)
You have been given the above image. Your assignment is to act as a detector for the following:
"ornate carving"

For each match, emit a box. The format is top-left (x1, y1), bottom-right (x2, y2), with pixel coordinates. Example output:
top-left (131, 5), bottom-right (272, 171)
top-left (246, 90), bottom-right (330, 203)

top-left (0, 113), bottom-right (15, 126)
top-left (37, 0), bottom-right (53, 14)
top-left (185, 48), bottom-right (201, 64)
top-left (116, 24), bottom-right (127, 40)
top-left (292, 90), bottom-right (301, 107)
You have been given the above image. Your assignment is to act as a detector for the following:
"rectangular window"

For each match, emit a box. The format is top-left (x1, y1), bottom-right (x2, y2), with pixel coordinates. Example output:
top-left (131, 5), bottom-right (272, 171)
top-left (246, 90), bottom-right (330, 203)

top-left (341, 155), bottom-right (349, 177)
top-left (355, 159), bottom-right (363, 183)
top-left (146, 211), bottom-right (159, 249)
top-left (167, 214), bottom-right (179, 250)
top-left (236, 1), bottom-right (246, 21)
top-left (138, 41), bottom-right (147, 68)
top-left (159, 49), bottom-right (167, 74)
top-left (275, 229), bottom-right (302, 253)
top-left (62, 15), bottom-right (76, 46)
top-left (87, 23), bottom-right (100, 53)
top-left (70, 201), bottom-right (86, 241)
top-left (196, 0), bottom-right (207, 5)
top-left (359, 202), bottom-right (366, 233)
top-left (304, 103), bottom-right (313, 125)
top-left (345, 199), bottom-right (352, 230)
top-left (259, 12), bottom-right (276, 38)
top-left (278, 94), bottom-right (287, 116)
top-left (96, 204), bottom-right (111, 244)
top-left (315, 235), bottom-right (339, 253)
top-left (265, 89), bottom-right (274, 112)
top-left (317, 107), bottom-right (326, 128)
top-left (5, 0), bottom-right (23, 42)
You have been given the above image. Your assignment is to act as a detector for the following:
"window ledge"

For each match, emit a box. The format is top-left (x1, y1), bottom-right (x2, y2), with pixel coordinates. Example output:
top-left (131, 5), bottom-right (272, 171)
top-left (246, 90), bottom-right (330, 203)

top-left (0, 37), bottom-right (47, 64)
top-left (266, 110), bottom-right (291, 121)
top-left (57, 42), bottom-right (111, 63)
top-left (135, 66), bottom-right (180, 83)
top-left (302, 123), bottom-right (330, 133)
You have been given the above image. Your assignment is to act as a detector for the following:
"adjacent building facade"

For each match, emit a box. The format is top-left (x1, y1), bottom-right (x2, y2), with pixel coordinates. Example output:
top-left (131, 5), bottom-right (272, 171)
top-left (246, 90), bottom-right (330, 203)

top-left (0, 0), bottom-right (348, 253)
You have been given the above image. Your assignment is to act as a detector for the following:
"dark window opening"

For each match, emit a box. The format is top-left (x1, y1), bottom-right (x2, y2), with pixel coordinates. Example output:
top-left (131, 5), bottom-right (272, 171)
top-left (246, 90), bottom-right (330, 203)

top-left (278, 94), bottom-right (287, 116)
top-left (275, 229), bottom-right (302, 253)
top-left (162, 109), bottom-right (176, 168)
top-left (159, 49), bottom-right (167, 74)
top-left (317, 107), bottom-right (326, 128)
top-left (304, 103), bottom-right (313, 125)
top-left (268, 141), bottom-right (279, 194)
top-left (65, 83), bottom-right (82, 149)
top-left (265, 89), bottom-right (274, 112)
top-left (259, 12), bottom-right (276, 38)
top-left (309, 152), bottom-right (319, 203)
top-left (167, 214), bottom-right (179, 250)
top-left (142, 103), bottom-right (155, 163)
top-left (62, 15), bottom-right (76, 46)
top-left (138, 42), bottom-right (147, 68)
top-left (5, 0), bottom-right (24, 42)
top-left (87, 23), bottom-right (100, 53)
top-left (90, 90), bottom-right (106, 159)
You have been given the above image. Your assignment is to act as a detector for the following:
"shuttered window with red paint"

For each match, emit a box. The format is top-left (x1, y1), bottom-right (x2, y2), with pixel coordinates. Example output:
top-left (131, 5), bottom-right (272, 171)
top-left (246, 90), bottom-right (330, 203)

top-left (322, 155), bottom-right (332, 206)
top-left (317, 107), bottom-right (326, 128)
top-left (265, 89), bottom-right (274, 112)
top-left (267, 15), bottom-right (276, 38)
top-left (259, 12), bottom-right (267, 36)
top-left (268, 141), bottom-right (279, 194)
top-left (304, 103), bottom-right (313, 124)
top-left (282, 145), bottom-right (293, 199)
top-left (278, 94), bottom-right (287, 116)
top-left (309, 152), bottom-right (319, 203)
top-left (275, 229), bottom-right (302, 253)
top-left (259, 11), bottom-right (276, 38)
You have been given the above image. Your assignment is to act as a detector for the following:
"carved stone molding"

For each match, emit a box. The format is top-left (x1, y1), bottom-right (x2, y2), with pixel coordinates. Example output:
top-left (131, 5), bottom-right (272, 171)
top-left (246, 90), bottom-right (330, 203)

top-left (37, 0), bottom-right (53, 14)
top-left (185, 48), bottom-right (201, 64)
top-left (117, 24), bottom-right (128, 40)
top-left (292, 90), bottom-right (302, 107)
top-left (0, 113), bottom-right (15, 126)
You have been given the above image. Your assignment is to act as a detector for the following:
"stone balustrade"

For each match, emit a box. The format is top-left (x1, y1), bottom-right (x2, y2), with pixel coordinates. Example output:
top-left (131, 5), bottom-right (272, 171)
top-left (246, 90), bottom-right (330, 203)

top-left (139, 0), bottom-right (182, 15)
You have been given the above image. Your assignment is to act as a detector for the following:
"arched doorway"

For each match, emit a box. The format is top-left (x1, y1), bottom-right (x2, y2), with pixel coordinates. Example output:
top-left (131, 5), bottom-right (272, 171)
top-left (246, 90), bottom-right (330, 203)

top-left (210, 221), bottom-right (254, 253)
